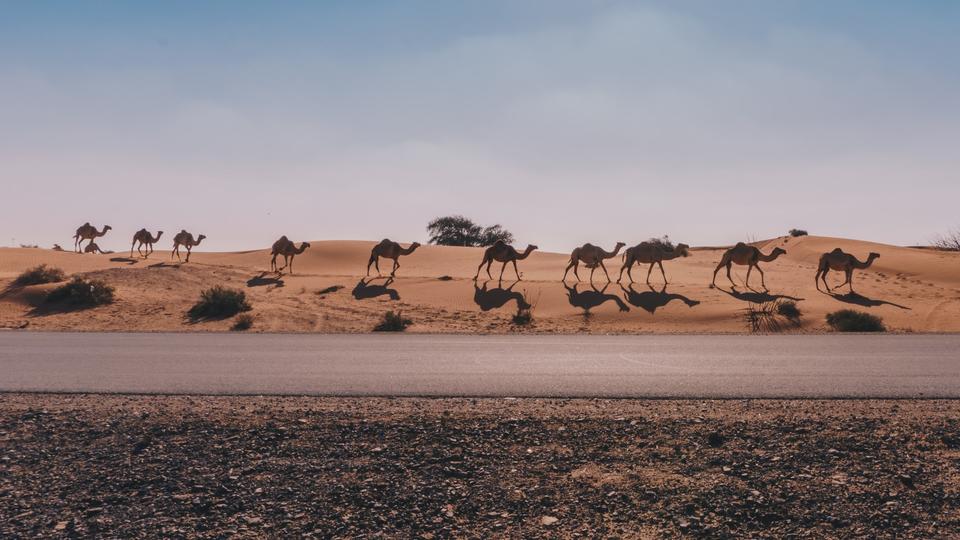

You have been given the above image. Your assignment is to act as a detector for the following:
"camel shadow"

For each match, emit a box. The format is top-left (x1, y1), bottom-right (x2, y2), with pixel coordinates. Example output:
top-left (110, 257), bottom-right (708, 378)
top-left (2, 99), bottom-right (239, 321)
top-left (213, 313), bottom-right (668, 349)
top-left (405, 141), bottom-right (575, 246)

top-left (147, 262), bottom-right (182, 269)
top-left (564, 282), bottom-right (629, 315)
top-left (828, 292), bottom-right (911, 310)
top-left (247, 272), bottom-right (284, 288)
top-left (620, 283), bottom-right (700, 314)
top-left (473, 280), bottom-right (531, 312)
top-left (109, 257), bottom-right (139, 265)
top-left (352, 277), bottom-right (400, 301)
top-left (716, 287), bottom-right (803, 304)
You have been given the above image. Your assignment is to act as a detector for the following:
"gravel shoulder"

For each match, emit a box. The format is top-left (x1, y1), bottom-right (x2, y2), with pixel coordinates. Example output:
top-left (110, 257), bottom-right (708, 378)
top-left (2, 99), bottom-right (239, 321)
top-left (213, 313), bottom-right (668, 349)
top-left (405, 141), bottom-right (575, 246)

top-left (1, 395), bottom-right (959, 538)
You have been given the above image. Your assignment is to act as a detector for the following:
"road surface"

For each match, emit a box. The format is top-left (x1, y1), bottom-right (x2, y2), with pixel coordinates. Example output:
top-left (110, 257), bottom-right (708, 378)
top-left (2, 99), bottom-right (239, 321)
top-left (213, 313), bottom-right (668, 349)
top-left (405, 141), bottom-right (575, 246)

top-left (0, 332), bottom-right (958, 398)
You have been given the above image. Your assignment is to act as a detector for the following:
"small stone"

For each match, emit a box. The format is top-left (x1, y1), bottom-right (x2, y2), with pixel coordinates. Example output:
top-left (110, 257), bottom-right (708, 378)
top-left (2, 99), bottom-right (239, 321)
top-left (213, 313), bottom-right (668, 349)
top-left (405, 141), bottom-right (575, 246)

top-left (54, 521), bottom-right (68, 531)
top-left (541, 516), bottom-right (558, 526)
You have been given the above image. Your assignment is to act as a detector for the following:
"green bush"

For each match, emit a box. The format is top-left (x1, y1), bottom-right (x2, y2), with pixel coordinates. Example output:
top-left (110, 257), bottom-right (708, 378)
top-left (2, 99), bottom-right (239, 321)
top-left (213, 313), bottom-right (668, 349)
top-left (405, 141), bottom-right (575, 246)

top-left (231, 313), bottom-right (255, 331)
top-left (826, 309), bottom-right (885, 332)
top-left (188, 286), bottom-right (252, 320)
top-left (13, 264), bottom-right (66, 287)
top-left (374, 310), bottom-right (412, 332)
top-left (46, 276), bottom-right (114, 306)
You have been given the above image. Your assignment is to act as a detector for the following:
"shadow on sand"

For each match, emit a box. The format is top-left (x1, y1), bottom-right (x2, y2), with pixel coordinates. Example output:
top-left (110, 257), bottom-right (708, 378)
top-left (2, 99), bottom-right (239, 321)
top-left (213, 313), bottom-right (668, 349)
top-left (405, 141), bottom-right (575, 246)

top-left (564, 282), bottom-right (629, 315)
top-left (620, 283), bottom-right (700, 314)
top-left (473, 280), bottom-right (531, 312)
top-left (109, 257), bottom-right (139, 265)
top-left (353, 277), bottom-right (400, 301)
top-left (827, 292), bottom-right (911, 310)
top-left (247, 272), bottom-right (284, 288)
top-left (716, 287), bottom-right (803, 304)
top-left (147, 262), bottom-right (182, 269)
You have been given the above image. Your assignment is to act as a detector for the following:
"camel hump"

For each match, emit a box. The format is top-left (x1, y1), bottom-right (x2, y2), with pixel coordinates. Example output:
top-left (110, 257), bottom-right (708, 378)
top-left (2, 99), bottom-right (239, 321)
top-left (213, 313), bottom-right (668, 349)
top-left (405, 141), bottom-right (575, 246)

top-left (831, 247), bottom-right (843, 253)
top-left (492, 239), bottom-right (506, 247)
top-left (734, 242), bottom-right (747, 247)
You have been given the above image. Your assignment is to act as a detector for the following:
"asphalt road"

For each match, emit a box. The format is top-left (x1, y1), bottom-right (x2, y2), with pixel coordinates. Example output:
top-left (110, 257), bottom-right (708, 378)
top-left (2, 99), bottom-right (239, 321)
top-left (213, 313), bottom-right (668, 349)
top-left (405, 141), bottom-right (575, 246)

top-left (0, 332), bottom-right (958, 398)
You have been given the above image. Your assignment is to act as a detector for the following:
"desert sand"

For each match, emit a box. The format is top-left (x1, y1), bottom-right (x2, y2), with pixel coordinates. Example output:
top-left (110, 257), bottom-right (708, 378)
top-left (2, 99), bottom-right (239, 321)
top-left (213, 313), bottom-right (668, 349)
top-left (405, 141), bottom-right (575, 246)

top-left (1, 235), bottom-right (958, 333)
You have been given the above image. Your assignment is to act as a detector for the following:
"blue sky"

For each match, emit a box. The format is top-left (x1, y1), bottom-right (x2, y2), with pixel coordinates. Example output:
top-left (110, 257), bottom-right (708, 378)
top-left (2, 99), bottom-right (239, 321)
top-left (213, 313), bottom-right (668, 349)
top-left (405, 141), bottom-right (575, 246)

top-left (2, 1), bottom-right (959, 251)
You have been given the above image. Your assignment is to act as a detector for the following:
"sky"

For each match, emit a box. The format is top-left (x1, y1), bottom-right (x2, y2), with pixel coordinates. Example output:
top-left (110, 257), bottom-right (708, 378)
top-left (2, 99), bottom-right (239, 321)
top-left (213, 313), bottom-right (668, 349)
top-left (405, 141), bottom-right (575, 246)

top-left (2, 1), bottom-right (959, 252)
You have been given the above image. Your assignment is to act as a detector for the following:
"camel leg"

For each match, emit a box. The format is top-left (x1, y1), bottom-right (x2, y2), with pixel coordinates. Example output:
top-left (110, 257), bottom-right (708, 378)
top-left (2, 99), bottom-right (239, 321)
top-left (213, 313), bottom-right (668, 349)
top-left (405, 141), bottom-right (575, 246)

top-left (711, 261), bottom-right (727, 288)
top-left (815, 269), bottom-right (822, 291)
top-left (756, 265), bottom-right (767, 290)
top-left (289, 255), bottom-right (295, 275)
top-left (562, 261), bottom-right (576, 282)
top-left (512, 260), bottom-right (521, 280)
top-left (646, 263), bottom-right (655, 284)
top-left (846, 269), bottom-right (854, 293)
top-left (391, 258), bottom-right (399, 277)
top-left (600, 260), bottom-right (612, 282)
top-left (486, 260), bottom-right (494, 280)
top-left (725, 263), bottom-right (735, 288)
top-left (271, 254), bottom-right (278, 272)
top-left (474, 258), bottom-right (487, 281)
top-left (130, 241), bottom-right (136, 259)
top-left (185, 247), bottom-right (192, 263)
top-left (498, 261), bottom-right (507, 282)
top-left (745, 265), bottom-right (754, 289)
top-left (658, 261), bottom-right (668, 283)
top-left (366, 255), bottom-right (377, 276)
top-left (147, 243), bottom-right (153, 258)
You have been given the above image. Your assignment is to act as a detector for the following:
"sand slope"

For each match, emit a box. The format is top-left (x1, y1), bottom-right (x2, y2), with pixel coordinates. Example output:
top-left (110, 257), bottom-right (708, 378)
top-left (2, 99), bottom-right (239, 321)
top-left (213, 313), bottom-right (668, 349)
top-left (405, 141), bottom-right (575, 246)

top-left (1, 236), bottom-right (958, 333)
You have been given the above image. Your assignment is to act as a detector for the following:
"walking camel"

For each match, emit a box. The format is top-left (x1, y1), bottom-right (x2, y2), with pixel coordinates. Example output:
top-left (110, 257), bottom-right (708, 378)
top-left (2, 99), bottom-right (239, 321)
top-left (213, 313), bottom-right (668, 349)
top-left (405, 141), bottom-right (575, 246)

top-left (130, 229), bottom-right (163, 259)
top-left (563, 242), bottom-right (626, 283)
top-left (171, 230), bottom-right (206, 263)
top-left (618, 241), bottom-right (691, 284)
top-left (711, 242), bottom-right (787, 290)
top-left (815, 248), bottom-right (880, 294)
top-left (474, 240), bottom-right (538, 281)
top-left (367, 239), bottom-right (421, 277)
top-left (73, 223), bottom-right (111, 253)
top-left (270, 236), bottom-right (311, 274)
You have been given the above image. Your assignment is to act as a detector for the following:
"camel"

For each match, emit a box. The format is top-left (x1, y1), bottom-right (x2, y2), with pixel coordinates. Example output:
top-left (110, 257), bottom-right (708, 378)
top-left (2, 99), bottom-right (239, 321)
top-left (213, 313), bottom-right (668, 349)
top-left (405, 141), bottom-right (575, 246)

top-left (83, 241), bottom-right (106, 254)
top-left (618, 242), bottom-right (691, 284)
top-left (270, 236), bottom-right (311, 274)
top-left (815, 248), bottom-right (880, 294)
top-left (367, 239), bottom-right (421, 277)
top-left (563, 242), bottom-right (626, 283)
top-left (73, 223), bottom-right (111, 253)
top-left (474, 241), bottom-right (538, 281)
top-left (171, 230), bottom-right (206, 263)
top-left (130, 229), bottom-right (163, 259)
top-left (711, 242), bottom-right (787, 290)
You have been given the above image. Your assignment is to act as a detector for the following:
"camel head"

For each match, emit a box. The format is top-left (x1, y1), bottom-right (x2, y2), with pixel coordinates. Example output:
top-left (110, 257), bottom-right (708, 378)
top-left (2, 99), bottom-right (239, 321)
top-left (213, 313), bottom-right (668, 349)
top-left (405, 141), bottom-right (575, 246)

top-left (411, 242), bottom-right (422, 249)
top-left (103, 225), bottom-right (112, 232)
top-left (868, 252), bottom-right (880, 260)
top-left (615, 242), bottom-right (626, 249)
top-left (197, 234), bottom-right (207, 243)
top-left (526, 244), bottom-right (539, 253)
top-left (676, 243), bottom-right (691, 257)
top-left (771, 247), bottom-right (787, 257)
top-left (156, 231), bottom-right (164, 239)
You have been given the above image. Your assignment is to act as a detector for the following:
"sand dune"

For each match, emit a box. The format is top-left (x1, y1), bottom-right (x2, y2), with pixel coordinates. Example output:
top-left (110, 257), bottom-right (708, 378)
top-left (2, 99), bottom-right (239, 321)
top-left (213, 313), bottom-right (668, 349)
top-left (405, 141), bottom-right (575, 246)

top-left (1, 236), bottom-right (958, 333)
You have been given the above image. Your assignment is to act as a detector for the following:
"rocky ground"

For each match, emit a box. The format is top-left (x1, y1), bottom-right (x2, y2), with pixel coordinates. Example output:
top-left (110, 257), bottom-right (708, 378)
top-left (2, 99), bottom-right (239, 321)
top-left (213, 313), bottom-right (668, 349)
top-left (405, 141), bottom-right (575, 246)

top-left (1, 395), bottom-right (958, 538)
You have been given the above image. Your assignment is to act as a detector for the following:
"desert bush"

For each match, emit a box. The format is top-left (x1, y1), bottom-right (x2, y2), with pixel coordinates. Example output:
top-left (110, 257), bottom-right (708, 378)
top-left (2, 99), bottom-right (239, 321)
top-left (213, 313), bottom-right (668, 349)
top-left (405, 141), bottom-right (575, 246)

top-left (231, 313), bottom-right (255, 331)
top-left (188, 286), bottom-right (252, 320)
top-left (13, 264), bottom-right (66, 287)
top-left (933, 229), bottom-right (960, 251)
top-left (512, 307), bottom-right (534, 326)
top-left (19, 244), bottom-right (39, 249)
top-left (743, 299), bottom-right (802, 332)
top-left (776, 300), bottom-right (802, 322)
top-left (427, 215), bottom-right (514, 247)
top-left (46, 276), bottom-right (114, 306)
top-left (374, 310), bottom-right (412, 332)
top-left (647, 235), bottom-right (675, 250)
top-left (789, 229), bottom-right (809, 237)
top-left (826, 309), bottom-right (885, 332)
